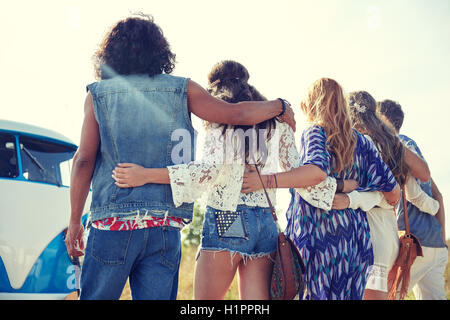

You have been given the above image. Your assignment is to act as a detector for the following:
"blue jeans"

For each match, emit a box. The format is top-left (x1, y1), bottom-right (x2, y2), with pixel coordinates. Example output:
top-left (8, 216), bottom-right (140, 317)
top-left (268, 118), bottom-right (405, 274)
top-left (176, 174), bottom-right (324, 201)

top-left (200, 205), bottom-right (278, 259)
top-left (80, 226), bottom-right (181, 300)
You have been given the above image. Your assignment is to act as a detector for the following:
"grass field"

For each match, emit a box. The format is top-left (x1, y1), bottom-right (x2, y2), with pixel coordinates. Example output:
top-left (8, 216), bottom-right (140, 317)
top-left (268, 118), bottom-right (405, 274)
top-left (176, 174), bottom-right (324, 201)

top-left (120, 241), bottom-right (450, 300)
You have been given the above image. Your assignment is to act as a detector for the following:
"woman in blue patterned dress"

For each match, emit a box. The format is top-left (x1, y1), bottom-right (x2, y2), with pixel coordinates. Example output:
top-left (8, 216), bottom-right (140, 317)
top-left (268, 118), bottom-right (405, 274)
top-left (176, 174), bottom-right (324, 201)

top-left (241, 78), bottom-right (400, 300)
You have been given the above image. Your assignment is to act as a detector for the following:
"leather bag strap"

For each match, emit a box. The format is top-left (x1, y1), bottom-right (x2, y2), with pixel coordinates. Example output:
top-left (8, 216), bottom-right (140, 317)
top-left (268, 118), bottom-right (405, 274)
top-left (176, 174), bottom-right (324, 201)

top-left (401, 184), bottom-right (410, 235)
top-left (252, 164), bottom-right (278, 223)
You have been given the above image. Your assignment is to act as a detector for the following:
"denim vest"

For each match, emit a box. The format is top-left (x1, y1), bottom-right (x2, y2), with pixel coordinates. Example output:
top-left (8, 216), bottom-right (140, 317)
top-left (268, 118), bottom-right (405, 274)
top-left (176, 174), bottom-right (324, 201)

top-left (396, 134), bottom-right (446, 248)
top-left (87, 74), bottom-right (195, 222)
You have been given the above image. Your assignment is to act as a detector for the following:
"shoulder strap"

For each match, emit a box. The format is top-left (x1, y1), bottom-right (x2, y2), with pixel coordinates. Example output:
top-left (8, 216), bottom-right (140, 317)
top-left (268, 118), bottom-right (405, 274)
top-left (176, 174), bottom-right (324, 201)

top-left (253, 164), bottom-right (278, 222)
top-left (401, 184), bottom-right (410, 235)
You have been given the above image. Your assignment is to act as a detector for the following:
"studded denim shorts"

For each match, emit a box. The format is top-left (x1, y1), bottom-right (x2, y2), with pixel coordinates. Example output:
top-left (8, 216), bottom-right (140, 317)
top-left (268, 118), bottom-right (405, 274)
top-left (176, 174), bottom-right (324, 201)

top-left (199, 205), bottom-right (278, 259)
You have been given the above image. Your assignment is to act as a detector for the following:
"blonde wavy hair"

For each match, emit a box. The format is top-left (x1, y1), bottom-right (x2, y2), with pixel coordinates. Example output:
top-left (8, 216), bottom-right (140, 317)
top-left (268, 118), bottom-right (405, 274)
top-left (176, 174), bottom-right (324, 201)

top-left (301, 78), bottom-right (356, 173)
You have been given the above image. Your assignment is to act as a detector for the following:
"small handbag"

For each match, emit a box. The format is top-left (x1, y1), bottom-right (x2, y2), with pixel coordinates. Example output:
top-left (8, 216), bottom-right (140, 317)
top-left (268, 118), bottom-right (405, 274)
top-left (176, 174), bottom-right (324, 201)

top-left (252, 164), bottom-right (306, 300)
top-left (387, 185), bottom-right (423, 300)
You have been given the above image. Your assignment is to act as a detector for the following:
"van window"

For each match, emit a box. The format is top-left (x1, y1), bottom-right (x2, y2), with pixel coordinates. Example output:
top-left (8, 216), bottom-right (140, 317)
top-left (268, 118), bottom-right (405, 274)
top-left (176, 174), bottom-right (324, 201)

top-left (0, 133), bottom-right (18, 178)
top-left (19, 136), bottom-right (76, 186)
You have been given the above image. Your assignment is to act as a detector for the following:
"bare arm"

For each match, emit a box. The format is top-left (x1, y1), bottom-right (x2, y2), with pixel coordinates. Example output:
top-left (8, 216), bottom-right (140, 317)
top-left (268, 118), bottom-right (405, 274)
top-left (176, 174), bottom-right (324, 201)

top-left (272, 165), bottom-right (327, 189)
top-left (404, 146), bottom-right (431, 182)
top-left (66, 93), bottom-right (99, 257)
top-left (113, 164), bottom-right (170, 187)
top-left (241, 164), bottom-right (327, 193)
top-left (187, 80), bottom-right (296, 131)
top-left (113, 126), bottom-right (222, 188)
top-left (431, 178), bottom-right (446, 241)
top-left (382, 184), bottom-right (401, 207)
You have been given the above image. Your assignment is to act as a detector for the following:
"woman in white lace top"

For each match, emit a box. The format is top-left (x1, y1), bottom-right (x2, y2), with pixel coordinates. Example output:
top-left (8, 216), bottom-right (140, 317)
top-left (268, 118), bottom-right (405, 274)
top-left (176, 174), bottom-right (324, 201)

top-left (111, 61), bottom-right (351, 299)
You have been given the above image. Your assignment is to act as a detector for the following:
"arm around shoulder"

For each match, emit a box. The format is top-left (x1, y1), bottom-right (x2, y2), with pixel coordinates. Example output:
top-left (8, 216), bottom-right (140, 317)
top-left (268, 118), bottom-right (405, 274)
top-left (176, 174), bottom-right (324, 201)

top-left (187, 80), bottom-right (285, 126)
top-left (404, 146), bottom-right (431, 182)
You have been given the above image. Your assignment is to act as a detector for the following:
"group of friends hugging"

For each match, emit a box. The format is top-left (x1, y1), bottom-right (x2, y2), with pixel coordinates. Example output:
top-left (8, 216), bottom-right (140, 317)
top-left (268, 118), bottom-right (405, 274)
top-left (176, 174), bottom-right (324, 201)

top-left (65, 13), bottom-right (447, 300)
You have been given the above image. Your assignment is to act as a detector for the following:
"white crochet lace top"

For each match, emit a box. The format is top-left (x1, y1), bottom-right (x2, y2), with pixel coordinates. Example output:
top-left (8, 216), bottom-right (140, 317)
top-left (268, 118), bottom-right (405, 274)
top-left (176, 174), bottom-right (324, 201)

top-left (167, 121), bottom-right (337, 211)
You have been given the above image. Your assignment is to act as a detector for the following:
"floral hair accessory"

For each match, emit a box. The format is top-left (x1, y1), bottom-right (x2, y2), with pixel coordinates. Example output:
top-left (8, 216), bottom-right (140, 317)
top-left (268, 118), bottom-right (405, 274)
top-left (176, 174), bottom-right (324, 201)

top-left (350, 101), bottom-right (367, 113)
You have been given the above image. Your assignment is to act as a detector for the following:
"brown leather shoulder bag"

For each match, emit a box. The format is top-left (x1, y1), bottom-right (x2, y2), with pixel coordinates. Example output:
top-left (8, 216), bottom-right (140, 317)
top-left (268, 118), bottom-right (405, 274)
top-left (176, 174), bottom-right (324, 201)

top-left (253, 164), bottom-right (306, 300)
top-left (387, 185), bottom-right (423, 300)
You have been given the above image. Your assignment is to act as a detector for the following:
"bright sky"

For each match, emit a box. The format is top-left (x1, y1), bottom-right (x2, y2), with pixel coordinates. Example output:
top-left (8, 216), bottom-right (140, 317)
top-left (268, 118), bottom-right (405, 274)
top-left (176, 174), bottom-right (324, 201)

top-left (1, 0), bottom-right (449, 238)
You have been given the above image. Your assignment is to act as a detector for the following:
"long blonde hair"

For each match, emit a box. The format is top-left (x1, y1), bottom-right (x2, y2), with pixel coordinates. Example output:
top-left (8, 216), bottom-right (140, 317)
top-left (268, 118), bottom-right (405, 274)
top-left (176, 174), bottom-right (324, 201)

top-left (302, 78), bottom-right (356, 173)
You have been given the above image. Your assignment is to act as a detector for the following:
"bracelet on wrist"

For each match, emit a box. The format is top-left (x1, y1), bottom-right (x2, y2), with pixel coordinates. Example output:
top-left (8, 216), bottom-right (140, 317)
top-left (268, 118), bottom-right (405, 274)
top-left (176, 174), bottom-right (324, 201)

top-left (336, 178), bottom-right (344, 193)
top-left (265, 174), bottom-right (275, 189)
top-left (277, 98), bottom-right (287, 117)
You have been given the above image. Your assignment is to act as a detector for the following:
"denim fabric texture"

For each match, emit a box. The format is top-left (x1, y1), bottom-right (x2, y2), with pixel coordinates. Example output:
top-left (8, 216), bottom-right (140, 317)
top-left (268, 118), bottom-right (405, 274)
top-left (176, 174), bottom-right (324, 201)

top-left (200, 205), bottom-right (278, 259)
top-left (80, 226), bottom-right (181, 300)
top-left (86, 74), bottom-right (195, 222)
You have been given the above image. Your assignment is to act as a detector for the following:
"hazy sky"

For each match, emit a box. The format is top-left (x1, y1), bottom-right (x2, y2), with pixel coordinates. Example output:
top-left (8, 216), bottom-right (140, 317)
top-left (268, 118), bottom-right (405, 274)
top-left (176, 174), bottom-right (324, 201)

top-left (1, 0), bottom-right (449, 237)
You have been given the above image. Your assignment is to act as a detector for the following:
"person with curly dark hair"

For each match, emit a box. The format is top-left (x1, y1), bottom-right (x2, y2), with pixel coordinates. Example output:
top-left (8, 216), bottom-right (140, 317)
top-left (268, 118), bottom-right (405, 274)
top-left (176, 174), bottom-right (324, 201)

top-left (92, 13), bottom-right (176, 80)
top-left (65, 14), bottom-right (295, 300)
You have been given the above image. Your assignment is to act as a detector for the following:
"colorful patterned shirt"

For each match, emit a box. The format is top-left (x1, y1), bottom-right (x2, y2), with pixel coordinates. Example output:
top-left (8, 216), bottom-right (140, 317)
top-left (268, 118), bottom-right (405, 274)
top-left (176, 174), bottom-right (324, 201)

top-left (92, 215), bottom-right (185, 231)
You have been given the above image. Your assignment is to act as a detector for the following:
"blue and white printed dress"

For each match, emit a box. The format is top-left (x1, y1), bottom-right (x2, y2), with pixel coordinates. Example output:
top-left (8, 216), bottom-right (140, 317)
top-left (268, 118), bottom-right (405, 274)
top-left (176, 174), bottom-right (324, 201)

top-left (285, 125), bottom-right (398, 300)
